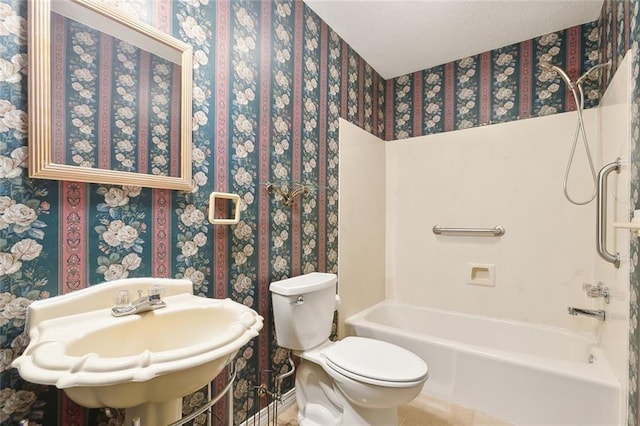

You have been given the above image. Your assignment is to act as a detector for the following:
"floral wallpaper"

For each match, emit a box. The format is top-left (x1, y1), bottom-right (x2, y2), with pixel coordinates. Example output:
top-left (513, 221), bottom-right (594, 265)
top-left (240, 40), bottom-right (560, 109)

top-left (2, 0), bottom-right (640, 425)
top-left (0, 0), bottom-right (381, 424)
top-left (0, 0), bottom-right (377, 424)
top-left (385, 22), bottom-right (601, 140)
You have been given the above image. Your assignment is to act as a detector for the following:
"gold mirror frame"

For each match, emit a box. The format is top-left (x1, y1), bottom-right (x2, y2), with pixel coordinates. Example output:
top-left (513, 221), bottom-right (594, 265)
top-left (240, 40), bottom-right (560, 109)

top-left (29, 0), bottom-right (193, 190)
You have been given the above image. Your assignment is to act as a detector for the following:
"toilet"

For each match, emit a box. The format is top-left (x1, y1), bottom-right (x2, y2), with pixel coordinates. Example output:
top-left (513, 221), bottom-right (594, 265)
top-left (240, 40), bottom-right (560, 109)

top-left (270, 272), bottom-right (428, 426)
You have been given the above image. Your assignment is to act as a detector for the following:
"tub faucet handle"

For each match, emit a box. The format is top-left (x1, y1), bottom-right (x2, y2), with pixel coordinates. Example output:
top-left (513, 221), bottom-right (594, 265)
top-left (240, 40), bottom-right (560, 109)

top-left (583, 282), bottom-right (610, 304)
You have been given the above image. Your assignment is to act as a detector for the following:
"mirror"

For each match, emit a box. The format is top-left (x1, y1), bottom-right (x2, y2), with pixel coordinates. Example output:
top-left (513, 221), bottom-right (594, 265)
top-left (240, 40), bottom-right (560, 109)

top-left (29, 0), bottom-right (193, 190)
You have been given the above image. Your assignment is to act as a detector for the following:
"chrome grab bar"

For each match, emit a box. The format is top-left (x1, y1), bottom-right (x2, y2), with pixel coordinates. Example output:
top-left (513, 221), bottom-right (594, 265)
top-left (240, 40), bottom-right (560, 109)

top-left (596, 159), bottom-right (621, 268)
top-left (432, 225), bottom-right (505, 237)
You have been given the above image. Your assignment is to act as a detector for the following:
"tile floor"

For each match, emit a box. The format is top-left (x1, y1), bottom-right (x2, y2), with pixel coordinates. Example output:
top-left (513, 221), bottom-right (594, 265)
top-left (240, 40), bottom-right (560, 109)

top-left (276, 393), bottom-right (513, 425)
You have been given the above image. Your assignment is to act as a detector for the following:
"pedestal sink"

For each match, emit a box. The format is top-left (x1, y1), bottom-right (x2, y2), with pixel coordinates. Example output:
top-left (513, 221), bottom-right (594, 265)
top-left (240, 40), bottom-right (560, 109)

top-left (12, 277), bottom-right (263, 425)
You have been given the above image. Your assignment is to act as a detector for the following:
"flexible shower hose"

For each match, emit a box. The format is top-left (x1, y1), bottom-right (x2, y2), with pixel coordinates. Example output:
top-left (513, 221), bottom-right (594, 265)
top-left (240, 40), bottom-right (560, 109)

top-left (563, 80), bottom-right (598, 205)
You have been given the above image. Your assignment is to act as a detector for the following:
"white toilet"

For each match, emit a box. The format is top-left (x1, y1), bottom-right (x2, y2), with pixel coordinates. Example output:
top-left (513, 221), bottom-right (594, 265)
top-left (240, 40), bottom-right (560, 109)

top-left (270, 272), bottom-right (428, 426)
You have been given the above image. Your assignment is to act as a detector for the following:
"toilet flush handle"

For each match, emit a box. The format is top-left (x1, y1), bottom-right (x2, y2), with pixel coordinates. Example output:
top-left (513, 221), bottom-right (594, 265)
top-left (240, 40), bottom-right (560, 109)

top-left (291, 295), bottom-right (305, 305)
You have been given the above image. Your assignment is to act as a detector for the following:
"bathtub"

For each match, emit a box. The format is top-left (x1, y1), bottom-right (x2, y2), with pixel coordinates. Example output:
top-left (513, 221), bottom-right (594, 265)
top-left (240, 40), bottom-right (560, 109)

top-left (344, 301), bottom-right (620, 426)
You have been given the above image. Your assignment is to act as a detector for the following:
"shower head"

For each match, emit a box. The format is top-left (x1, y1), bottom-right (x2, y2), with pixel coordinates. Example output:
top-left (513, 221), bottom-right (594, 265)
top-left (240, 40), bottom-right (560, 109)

top-left (575, 61), bottom-right (611, 86)
top-left (537, 61), bottom-right (575, 88)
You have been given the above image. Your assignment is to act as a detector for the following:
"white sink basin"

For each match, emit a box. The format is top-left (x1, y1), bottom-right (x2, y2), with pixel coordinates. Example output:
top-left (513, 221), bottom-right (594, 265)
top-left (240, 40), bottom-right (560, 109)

top-left (12, 277), bottom-right (263, 424)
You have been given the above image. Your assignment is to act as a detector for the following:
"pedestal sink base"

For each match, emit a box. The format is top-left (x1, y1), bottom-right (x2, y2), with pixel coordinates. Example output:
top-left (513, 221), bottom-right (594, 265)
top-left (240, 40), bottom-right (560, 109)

top-left (124, 398), bottom-right (182, 425)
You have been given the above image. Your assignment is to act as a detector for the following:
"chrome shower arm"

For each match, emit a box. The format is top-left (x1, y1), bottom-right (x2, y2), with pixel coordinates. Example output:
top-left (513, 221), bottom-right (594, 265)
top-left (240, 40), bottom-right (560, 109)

top-left (576, 61), bottom-right (612, 86)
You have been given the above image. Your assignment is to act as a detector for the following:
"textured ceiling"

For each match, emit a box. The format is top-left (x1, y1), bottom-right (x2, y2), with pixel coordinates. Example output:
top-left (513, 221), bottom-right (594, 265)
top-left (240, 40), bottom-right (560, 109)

top-left (304, 0), bottom-right (604, 79)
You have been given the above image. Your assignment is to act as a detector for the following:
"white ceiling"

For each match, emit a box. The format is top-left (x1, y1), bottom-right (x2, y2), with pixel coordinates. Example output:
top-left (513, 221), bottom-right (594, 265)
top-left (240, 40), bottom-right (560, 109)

top-left (303, 0), bottom-right (604, 79)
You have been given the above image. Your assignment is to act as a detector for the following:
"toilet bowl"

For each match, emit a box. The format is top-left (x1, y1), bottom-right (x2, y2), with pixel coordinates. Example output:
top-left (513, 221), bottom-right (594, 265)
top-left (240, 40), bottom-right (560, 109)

top-left (270, 273), bottom-right (428, 426)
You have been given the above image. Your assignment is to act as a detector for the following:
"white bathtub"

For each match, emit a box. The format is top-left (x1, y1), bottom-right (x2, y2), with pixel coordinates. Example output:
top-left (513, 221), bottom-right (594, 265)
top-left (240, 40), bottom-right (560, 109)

top-left (344, 301), bottom-right (620, 426)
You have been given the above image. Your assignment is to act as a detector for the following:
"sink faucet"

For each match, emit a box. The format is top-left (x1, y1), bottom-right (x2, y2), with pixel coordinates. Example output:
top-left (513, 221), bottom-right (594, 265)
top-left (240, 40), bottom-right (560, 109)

top-left (111, 285), bottom-right (166, 317)
top-left (567, 306), bottom-right (605, 321)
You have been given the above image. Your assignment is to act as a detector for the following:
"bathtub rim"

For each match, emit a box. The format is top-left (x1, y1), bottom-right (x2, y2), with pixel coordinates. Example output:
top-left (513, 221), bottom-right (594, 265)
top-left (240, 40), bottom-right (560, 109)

top-left (344, 299), bottom-right (620, 389)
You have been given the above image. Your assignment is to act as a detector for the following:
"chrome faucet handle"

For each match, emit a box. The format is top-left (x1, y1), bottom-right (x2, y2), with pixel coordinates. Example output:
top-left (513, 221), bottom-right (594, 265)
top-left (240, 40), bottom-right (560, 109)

top-left (582, 282), bottom-right (610, 304)
top-left (112, 290), bottom-right (134, 316)
top-left (148, 285), bottom-right (164, 304)
top-left (114, 290), bottom-right (132, 308)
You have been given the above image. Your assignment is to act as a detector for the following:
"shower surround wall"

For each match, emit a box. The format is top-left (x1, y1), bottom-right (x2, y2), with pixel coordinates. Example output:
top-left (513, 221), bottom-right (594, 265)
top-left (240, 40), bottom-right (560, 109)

top-left (385, 109), bottom-right (600, 329)
top-left (381, 0), bottom-right (640, 423)
top-left (2, 0), bottom-right (639, 424)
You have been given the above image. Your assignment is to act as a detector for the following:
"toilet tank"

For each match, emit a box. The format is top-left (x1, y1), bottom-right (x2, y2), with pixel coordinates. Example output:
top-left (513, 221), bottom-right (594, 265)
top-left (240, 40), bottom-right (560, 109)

top-left (269, 272), bottom-right (338, 351)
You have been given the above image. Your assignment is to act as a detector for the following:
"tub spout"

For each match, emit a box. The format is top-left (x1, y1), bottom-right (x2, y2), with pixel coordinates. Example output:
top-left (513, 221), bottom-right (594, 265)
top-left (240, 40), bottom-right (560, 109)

top-left (567, 306), bottom-right (605, 321)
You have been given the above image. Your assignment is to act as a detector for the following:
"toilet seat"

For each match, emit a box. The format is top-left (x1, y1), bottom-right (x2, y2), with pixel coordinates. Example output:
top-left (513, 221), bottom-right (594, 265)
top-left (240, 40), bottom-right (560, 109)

top-left (322, 337), bottom-right (428, 388)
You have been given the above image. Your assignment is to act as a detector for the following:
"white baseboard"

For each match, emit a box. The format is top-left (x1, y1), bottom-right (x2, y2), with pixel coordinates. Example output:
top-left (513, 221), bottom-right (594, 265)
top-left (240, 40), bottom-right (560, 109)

top-left (241, 388), bottom-right (296, 426)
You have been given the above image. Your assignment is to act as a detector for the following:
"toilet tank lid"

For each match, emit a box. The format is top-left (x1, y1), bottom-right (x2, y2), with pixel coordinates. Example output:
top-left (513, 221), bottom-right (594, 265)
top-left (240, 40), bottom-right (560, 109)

top-left (269, 272), bottom-right (337, 296)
